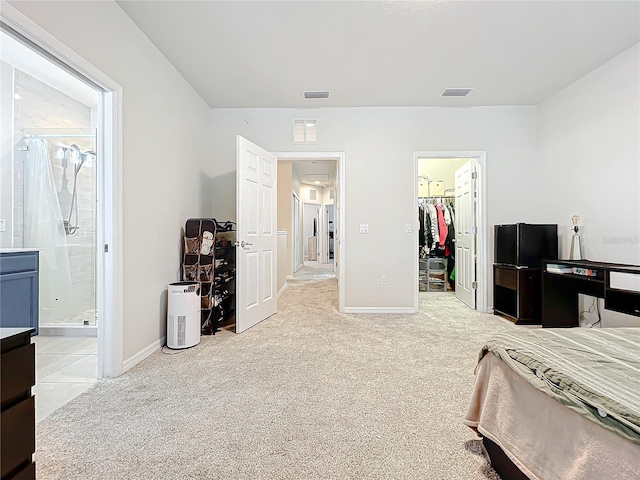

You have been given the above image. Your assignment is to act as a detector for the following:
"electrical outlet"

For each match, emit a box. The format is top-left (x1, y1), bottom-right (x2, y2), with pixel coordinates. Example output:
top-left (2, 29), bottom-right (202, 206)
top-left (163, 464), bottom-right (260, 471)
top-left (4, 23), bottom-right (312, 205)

top-left (359, 224), bottom-right (369, 234)
top-left (0, 219), bottom-right (5, 232)
top-left (381, 275), bottom-right (387, 285)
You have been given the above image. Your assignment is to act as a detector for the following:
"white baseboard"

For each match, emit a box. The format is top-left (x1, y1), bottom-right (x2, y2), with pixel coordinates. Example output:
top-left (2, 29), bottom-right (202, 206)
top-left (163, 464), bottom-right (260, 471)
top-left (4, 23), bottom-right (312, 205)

top-left (343, 307), bottom-right (417, 314)
top-left (277, 282), bottom-right (288, 298)
top-left (38, 325), bottom-right (98, 337)
top-left (123, 337), bottom-right (165, 373)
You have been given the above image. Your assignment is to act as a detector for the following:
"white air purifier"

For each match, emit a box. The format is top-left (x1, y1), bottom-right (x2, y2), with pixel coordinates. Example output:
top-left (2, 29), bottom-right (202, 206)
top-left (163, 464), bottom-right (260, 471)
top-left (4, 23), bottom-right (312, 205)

top-left (167, 282), bottom-right (201, 349)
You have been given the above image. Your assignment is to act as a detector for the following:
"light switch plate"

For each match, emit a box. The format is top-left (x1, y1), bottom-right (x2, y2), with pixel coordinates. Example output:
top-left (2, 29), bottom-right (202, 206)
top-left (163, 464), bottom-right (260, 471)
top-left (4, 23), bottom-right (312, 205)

top-left (406, 223), bottom-right (412, 233)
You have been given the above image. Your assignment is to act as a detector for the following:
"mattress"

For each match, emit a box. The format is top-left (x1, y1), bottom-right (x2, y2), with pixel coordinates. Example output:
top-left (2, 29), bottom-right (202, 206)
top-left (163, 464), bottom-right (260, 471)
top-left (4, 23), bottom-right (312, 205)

top-left (477, 327), bottom-right (640, 444)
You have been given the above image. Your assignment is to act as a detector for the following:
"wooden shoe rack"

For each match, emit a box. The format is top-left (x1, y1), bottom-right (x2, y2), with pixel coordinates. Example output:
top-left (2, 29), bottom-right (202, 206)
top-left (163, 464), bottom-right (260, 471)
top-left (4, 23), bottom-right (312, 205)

top-left (182, 218), bottom-right (236, 334)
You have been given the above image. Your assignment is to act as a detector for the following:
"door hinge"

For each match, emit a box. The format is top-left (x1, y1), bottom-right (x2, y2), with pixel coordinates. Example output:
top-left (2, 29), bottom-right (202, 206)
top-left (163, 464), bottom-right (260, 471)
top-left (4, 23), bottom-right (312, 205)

top-left (104, 244), bottom-right (109, 253)
top-left (472, 281), bottom-right (478, 289)
top-left (471, 171), bottom-right (477, 179)
top-left (471, 226), bottom-right (477, 235)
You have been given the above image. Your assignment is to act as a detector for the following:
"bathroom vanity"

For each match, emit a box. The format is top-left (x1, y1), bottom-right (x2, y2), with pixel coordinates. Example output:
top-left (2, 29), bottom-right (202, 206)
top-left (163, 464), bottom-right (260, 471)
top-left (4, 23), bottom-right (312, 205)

top-left (0, 250), bottom-right (39, 335)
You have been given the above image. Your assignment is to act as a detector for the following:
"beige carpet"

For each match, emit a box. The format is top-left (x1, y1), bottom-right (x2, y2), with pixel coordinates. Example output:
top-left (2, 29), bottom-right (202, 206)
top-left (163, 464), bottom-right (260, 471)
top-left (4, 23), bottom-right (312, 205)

top-left (35, 278), bottom-right (520, 479)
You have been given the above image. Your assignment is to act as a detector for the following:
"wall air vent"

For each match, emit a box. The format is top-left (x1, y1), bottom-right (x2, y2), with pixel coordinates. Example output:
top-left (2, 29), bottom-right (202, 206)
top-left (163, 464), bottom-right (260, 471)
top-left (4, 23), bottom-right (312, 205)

top-left (309, 189), bottom-right (317, 201)
top-left (303, 91), bottom-right (329, 99)
top-left (441, 88), bottom-right (473, 97)
top-left (293, 118), bottom-right (317, 144)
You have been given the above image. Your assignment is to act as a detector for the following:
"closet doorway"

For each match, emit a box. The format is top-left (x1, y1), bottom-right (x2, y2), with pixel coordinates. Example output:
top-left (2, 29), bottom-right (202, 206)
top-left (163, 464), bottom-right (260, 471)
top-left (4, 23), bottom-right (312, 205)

top-left (414, 152), bottom-right (488, 313)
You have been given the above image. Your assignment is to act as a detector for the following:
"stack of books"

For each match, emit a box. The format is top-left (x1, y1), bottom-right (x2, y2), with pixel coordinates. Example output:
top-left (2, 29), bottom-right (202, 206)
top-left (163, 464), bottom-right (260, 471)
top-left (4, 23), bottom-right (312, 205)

top-left (572, 267), bottom-right (598, 277)
top-left (546, 264), bottom-right (573, 274)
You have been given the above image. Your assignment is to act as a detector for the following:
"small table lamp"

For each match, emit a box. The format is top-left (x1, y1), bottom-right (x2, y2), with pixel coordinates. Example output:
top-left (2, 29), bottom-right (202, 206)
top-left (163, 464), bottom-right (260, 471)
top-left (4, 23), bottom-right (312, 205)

top-left (570, 215), bottom-right (582, 260)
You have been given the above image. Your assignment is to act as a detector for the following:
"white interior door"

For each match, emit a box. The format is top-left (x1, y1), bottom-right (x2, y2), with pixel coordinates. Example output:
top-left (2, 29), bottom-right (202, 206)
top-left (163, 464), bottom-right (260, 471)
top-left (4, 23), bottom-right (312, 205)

top-left (236, 136), bottom-right (277, 333)
top-left (455, 160), bottom-right (476, 309)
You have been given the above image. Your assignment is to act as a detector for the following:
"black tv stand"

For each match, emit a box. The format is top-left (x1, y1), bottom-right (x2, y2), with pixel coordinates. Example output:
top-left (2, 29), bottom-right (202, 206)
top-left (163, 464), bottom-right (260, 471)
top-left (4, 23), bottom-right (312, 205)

top-left (542, 259), bottom-right (640, 328)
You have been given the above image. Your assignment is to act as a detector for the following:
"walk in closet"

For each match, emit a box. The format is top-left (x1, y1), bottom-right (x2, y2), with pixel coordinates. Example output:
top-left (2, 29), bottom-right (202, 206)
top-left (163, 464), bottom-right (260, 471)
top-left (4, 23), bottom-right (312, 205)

top-left (419, 195), bottom-right (455, 292)
top-left (417, 157), bottom-right (470, 294)
top-left (181, 219), bottom-right (236, 334)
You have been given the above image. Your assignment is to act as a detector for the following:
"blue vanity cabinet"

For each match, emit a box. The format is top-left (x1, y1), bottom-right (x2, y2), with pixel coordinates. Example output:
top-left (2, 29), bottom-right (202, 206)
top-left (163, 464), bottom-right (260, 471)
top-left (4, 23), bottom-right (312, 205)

top-left (0, 251), bottom-right (39, 335)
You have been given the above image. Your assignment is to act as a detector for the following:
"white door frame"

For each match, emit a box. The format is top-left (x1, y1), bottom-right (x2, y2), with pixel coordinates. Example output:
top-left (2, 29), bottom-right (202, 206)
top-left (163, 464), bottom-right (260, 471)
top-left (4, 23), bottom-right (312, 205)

top-left (413, 151), bottom-right (488, 313)
top-left (292, 192), bottom-right (301, 273)
top-left (2, 3), bottom-right (124, 377)
top-left (275, 152), bottom-right (346, 313)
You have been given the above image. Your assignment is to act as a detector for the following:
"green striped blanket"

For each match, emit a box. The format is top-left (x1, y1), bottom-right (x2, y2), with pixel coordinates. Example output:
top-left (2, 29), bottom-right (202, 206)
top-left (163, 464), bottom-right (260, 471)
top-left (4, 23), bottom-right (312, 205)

top-left (479, 327), bottom-right (640, 444)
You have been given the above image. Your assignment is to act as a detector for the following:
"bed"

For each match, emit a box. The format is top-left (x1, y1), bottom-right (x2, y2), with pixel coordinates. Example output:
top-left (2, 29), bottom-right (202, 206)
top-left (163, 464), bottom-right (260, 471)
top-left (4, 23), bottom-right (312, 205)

top-left (464, 327), bottom-right (640, 480)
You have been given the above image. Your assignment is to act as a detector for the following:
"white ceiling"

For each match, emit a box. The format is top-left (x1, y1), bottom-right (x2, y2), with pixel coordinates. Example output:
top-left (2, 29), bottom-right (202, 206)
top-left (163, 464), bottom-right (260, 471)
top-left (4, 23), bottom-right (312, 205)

top-left (118, 0), bottom-right (640, 108)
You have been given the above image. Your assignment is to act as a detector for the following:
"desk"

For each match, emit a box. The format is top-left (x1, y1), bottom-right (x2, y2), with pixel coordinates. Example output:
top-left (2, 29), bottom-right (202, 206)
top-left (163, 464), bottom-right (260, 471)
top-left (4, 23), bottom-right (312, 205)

top-left (542, 259), bottom-right (640, 328)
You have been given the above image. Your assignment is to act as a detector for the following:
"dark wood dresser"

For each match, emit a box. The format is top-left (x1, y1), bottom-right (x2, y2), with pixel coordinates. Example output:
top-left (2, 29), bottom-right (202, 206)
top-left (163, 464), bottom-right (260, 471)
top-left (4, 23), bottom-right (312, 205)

top-left (1, 328), bottom-right (36, 480)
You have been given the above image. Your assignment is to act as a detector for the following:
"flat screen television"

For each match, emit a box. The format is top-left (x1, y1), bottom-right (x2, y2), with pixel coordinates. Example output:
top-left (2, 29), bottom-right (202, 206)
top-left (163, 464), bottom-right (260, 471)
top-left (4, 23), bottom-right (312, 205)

top-left (494, 223), bottom-right (558, 267)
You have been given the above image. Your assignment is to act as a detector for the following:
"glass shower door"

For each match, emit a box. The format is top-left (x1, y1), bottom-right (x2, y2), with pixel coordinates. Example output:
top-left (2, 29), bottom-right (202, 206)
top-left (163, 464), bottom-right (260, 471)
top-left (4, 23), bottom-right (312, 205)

top-left (18, 128), bottom-right (97, 328)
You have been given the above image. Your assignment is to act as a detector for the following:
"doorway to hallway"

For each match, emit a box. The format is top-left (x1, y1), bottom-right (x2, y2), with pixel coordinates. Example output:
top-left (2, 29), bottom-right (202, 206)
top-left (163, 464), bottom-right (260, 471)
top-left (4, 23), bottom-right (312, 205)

top-left (275, 152), bottom-right (345, 312)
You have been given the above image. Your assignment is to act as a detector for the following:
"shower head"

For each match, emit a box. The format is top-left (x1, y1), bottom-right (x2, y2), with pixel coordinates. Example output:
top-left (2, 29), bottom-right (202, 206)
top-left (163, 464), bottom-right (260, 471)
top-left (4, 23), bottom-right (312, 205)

top-left (68, 144), bottom-right (83, 165)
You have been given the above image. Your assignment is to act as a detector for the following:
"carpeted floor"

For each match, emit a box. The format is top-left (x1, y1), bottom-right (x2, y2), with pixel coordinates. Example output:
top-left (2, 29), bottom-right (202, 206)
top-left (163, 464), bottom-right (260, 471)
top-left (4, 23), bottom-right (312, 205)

top-left (35, 278), bottom-right (520, 480)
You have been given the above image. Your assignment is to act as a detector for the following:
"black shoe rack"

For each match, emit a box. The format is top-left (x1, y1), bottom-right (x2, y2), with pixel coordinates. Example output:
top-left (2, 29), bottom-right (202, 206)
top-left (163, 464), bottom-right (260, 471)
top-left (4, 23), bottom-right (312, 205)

top-left (182, 218), bottom-right (236, 334)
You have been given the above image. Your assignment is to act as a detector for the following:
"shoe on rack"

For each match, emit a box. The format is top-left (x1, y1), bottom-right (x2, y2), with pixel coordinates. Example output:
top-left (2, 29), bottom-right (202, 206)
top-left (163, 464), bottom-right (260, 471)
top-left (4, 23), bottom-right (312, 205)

top-left (201, 231), bottom-right (214, 255)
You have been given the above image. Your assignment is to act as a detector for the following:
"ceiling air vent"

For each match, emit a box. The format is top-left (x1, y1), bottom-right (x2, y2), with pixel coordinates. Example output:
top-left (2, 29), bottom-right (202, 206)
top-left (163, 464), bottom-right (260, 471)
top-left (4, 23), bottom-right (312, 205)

top-left (293, 118), bottom-right (317, 144)
top-left (303, 91), bottom-right (329, 99)
top-left (306, 174), bottom-right (329, 183)
top-left (441, 88), bottom-right (473, 97)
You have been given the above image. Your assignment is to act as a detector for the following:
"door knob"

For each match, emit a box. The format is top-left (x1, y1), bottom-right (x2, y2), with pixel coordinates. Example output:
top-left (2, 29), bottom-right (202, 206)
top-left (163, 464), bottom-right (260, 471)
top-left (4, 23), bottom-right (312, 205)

top-left (234, 240), bottom-right (253, 248)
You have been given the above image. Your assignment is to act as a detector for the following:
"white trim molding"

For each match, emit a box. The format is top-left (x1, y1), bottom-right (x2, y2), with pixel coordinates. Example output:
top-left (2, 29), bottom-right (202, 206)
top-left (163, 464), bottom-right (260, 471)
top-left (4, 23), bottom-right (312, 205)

top-left (1, 1), bottom-right (124, 377)
top-left (123, 338), bottom-right (165, 373)
top-left (343, 307), bottom-right (417, 314)
top-left (277, 283), bottom-right (289, 298)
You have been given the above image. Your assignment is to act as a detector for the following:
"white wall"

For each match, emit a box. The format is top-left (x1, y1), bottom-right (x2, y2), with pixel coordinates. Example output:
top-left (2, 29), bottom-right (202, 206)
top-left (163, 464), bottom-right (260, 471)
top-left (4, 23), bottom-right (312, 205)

top-left (10, 1), bottom-right (214, 362)
top-left (418, 158), bottom-right (469, 197)
top-left (276, 161), bottom-right (292, 291)
top-left (210, 106), bottom-right (540, 309)
top-left (537, 43), bottom-right (640, 327)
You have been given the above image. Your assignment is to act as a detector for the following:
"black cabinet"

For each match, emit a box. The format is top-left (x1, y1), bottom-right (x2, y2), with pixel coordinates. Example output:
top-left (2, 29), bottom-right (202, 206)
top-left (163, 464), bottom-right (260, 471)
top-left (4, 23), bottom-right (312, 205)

top-left (1, 328), bottom-right (36, 480)
top-left (493, 265), bottom-right (541, 324)
top-left (493, 223), bottom-right (558, 325)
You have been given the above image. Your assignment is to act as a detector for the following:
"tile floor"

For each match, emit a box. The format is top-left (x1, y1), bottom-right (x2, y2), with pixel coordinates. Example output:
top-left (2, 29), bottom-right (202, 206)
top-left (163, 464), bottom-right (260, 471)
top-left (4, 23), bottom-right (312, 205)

top-left (32, 336), bottom-right (98, 422)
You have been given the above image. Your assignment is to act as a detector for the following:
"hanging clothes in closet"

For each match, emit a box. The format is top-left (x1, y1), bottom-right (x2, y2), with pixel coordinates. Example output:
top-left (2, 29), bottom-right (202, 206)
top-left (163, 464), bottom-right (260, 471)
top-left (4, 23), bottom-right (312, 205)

top-left (418, 198), bottom-right (456, 289)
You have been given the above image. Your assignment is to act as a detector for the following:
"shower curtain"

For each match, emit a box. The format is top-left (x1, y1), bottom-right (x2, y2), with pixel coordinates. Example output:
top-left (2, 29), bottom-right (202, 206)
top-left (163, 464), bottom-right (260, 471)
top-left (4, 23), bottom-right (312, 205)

top-left (22, 136), bottom-right (72, 323)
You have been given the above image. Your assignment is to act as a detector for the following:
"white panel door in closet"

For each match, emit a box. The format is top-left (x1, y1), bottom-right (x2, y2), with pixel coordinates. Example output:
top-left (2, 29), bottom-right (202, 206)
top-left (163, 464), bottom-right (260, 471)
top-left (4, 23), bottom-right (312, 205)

top-left (455, 160), bottom-right (476, 309)
top-left (236, 135), bottom-right (278, 333)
